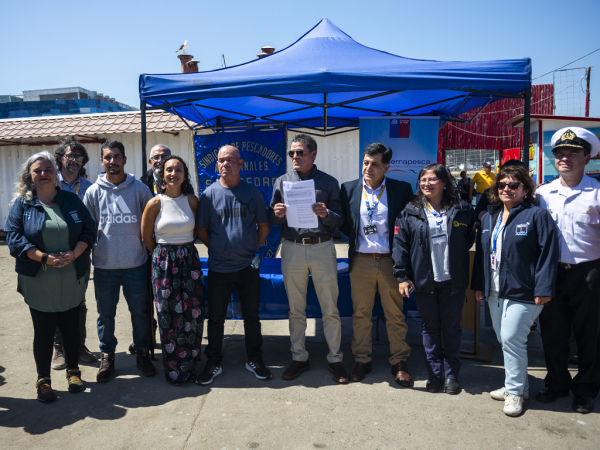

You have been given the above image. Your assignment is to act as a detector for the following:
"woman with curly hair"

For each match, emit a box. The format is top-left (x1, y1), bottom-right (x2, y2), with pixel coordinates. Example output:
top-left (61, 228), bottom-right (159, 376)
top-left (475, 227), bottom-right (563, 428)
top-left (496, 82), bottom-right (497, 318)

top-left (5, 151), bottom-right (95, 401)
top-left (141, 155), bottom-right (203, 385)
top-left (393, 164), bottom-right (475, 395)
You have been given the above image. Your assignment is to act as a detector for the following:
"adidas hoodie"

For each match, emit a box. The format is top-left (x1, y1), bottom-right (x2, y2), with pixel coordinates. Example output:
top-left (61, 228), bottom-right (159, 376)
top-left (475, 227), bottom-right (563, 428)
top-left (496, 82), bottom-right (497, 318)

top-left (84, 173), bottom-right (153, 270)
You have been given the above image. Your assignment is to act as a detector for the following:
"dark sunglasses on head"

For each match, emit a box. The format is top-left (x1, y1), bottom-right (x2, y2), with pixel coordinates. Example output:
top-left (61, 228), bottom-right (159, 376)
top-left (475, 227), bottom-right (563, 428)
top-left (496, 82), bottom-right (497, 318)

top-left (288, 150), bottom-right (304, 158)
top-left (64, 154), bottom-right (84, 162)
top-left (498, 181), bottom-right (523, 190)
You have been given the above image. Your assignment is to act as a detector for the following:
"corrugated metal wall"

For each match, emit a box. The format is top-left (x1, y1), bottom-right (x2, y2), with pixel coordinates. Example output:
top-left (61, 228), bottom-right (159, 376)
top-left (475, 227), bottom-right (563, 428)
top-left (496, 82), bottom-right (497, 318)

top-left (0, 130), bottom-right (202, 226)
top-left (439, 84), bottom-right (554, 151)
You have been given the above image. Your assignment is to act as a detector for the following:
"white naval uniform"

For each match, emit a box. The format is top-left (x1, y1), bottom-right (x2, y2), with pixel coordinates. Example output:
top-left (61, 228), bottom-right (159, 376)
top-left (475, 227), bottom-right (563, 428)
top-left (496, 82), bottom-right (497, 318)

top-left (536, 175), bottom-right (600, 264)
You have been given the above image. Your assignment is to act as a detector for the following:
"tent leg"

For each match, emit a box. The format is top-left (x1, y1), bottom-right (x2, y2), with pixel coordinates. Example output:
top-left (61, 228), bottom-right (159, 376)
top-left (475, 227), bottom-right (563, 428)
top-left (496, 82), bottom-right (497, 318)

top-left (522, 88), bottom-right (531, 172)
top-left (141, 101), bottom-right (148, 175)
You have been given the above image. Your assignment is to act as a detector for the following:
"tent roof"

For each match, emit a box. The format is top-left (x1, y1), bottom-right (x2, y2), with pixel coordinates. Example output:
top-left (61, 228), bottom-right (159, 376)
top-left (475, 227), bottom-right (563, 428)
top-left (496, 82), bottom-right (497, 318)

top-left (139, 19), bottom-right (531, 133)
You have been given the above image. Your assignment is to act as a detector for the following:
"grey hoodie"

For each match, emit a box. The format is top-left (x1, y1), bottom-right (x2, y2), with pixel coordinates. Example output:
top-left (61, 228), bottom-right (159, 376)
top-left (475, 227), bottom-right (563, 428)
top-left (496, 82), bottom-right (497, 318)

top-left (83, 173), bottom-right (153, 270)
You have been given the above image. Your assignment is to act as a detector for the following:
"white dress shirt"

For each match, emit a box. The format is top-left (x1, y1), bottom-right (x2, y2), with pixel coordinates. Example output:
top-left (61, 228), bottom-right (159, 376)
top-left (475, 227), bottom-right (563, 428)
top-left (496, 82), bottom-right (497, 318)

top-left (356, 177), bottom-right (389, 253)
top-left (536, 175), bottom-right (600, 264)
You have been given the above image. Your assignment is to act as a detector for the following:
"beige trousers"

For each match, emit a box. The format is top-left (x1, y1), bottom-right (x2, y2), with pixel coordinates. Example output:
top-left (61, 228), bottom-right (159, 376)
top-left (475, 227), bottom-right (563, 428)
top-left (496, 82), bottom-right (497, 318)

top-left (349, 254), bottom-right (410, 365)
top-left (281, 239), bottom-right (343, 363)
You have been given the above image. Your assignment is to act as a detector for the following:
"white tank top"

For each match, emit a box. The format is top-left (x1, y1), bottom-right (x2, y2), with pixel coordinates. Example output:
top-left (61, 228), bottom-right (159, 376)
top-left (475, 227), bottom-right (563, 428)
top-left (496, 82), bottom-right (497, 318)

top-left (154, 194), bottom-right (195, 244)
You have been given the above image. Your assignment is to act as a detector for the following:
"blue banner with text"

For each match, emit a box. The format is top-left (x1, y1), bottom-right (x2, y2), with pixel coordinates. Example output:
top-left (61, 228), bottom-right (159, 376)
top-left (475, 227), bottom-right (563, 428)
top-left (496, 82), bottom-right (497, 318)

top-left (194, 129), bottom-right (286, 258)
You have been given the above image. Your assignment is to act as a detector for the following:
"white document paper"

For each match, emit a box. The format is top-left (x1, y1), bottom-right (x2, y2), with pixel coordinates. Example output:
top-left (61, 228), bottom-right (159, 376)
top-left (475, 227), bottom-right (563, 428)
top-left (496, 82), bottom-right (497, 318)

top-left (283, 180), bottom-right (318, 229)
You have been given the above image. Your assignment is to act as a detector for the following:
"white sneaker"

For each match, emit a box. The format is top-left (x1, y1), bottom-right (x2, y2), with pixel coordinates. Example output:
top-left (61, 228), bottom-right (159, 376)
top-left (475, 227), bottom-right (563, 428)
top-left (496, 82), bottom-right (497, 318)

top-left (503, 394), bottom-right (524, 417)
top-left (490, 387), bottom-right (529, 401)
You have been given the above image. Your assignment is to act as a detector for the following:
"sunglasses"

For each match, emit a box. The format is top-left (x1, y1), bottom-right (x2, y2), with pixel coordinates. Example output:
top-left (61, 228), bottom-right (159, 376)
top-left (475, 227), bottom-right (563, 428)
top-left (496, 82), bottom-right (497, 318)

top-left (288, 150), bottom-right (304, 158)
top-left (64, 154), bottom-right (84, 162)
top-left (498, 181), bottom-right (523, 190)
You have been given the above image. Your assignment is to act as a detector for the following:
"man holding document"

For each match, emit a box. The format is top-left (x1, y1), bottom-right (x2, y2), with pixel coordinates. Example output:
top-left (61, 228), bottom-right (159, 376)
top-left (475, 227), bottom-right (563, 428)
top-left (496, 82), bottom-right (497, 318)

top-left (269, 134), bottom-right (347, 383)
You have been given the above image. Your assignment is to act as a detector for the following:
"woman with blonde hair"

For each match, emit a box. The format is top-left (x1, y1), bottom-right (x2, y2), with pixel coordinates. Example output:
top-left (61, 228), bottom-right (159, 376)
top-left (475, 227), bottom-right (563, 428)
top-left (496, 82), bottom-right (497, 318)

top-left (5, 151), bottom-right (95, 402)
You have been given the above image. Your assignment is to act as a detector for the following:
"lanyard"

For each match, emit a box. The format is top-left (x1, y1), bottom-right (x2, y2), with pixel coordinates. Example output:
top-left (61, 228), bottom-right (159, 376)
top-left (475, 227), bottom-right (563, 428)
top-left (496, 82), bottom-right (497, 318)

top-left (363, 184), bottom-right (386, 224)
top-left (492, 213), bottom-right (505, 253)
top-left (425, 202), bottom-right (446, 227)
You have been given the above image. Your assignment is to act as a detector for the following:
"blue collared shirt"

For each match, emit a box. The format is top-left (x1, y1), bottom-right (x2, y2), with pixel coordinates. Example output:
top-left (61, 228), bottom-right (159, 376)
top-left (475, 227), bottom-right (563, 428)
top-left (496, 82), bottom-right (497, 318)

top-left (58, 172), bottom-right (93, 201)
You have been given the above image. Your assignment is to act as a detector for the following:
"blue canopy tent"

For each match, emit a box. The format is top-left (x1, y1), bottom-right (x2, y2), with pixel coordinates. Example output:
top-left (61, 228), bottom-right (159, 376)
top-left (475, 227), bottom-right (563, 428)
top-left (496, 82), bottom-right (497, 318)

top-left (139, 18), bottom-right (532, 171)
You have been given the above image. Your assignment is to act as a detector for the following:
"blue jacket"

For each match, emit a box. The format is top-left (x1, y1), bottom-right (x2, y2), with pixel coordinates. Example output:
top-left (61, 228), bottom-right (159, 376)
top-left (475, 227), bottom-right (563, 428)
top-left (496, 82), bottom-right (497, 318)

top-left (5, 189), bottom-right (96, 279)
top-left (340, 177), bottom-right (414, 267)
top-left (393, 200), bottom-right (476, 295)
top-left (471, 201), bottom-right (559, 304)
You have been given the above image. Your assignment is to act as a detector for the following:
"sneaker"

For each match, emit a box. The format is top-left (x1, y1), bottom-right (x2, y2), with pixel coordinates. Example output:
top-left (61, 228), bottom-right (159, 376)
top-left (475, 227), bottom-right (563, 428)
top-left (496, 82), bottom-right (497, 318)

top-left (196, 362), bottom-right (222, 385)
top-left (136, 349), bottom-right (156, 377)
top-left (504, 394), bottom-right (524, 417)
top-left (78, 345), bottom-right (98, 363)
top-left (490, 387), bottom-right (529, 401)
top-left (96, 352), bottom-right (115, 382)
top-left (36, 378), bottom-right (57, 403)
top-left (66, 369), bottom-right (85, 393)
top-left (51, 349), bottom-right (65, 370)
top-left (245, 360), bottom-right (272, 380)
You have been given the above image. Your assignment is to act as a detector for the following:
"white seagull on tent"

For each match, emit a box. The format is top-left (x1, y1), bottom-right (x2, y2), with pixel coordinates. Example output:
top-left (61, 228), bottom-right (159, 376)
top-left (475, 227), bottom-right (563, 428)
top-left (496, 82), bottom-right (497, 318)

top-left (176, 40), bottom-right (188, 53)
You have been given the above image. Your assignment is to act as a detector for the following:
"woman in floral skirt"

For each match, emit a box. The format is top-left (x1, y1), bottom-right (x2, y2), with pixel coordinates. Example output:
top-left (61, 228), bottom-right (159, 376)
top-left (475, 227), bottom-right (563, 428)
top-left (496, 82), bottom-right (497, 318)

top-left (142, 155), bottom-right (203, 385)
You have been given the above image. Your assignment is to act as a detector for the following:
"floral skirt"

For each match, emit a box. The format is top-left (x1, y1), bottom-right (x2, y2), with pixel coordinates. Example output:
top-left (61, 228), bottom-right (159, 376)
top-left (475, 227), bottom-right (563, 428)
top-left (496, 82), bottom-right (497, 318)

top-left (152, 242), bottom-right (204, 383)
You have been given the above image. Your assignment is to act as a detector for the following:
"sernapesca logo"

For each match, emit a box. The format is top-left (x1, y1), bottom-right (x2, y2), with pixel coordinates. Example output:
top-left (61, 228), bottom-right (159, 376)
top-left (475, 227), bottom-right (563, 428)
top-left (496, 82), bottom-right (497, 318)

top-left (390, 159), bottom-right (431, 165)
top-left (100, 196), bottom-right (138, 224)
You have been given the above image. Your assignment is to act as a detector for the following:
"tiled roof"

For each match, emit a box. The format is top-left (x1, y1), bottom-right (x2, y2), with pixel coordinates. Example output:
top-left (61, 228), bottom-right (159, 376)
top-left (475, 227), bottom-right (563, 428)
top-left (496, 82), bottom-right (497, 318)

top-left (0, 110), bottom-right (196, 140)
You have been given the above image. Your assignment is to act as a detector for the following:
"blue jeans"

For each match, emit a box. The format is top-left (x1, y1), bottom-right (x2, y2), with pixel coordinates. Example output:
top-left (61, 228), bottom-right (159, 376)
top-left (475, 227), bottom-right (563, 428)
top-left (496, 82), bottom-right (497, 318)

top-left (94, 264), bottom-right (151, 353)
top-left (488, 291), bottom-right (543, 395)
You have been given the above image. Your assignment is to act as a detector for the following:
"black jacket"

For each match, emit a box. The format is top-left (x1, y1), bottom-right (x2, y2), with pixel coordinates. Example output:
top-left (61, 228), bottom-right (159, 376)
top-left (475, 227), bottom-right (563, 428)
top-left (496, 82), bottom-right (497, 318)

top-left (5, 189), bottom-right (96, 279)
top-left (141, 169), bottom-right (157, 196)
top-left (340, 177), bottom-right (413, 267)
top-left (392, 199), bottom-right (476, 295)
top-left (471, 202), bottom-right (559, 304)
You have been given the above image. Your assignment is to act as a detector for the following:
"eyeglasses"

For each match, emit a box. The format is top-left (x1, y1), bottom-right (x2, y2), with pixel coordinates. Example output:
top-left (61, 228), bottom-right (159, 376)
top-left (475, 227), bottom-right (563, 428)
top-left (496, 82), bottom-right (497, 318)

top-left (418, 178), bottom-right (439, 185)
top-left (151, 155), bottom-right (167, 161)
top-left (288, 150), bottom-right (304, 158)
top-left (64, 154), bottom-right (84, 162)
top-left (498, 181), bottom-right (523, 190)
top-left (217, 158), bottom-right (238, 164)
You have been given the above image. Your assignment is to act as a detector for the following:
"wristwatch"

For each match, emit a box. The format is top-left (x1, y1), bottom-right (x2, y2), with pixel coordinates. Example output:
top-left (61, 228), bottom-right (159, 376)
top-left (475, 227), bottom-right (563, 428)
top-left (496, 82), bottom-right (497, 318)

top-left (40, 253), bottom-right (48, 264)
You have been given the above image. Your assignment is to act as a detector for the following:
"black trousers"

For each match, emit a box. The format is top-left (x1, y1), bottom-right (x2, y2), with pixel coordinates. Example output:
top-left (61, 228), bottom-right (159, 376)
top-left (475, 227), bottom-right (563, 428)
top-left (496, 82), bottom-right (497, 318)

top-left (53, 297), bottom-right (87, 350)
top-left (540, 257), bottom-right (600, 398)
top-left (205, 266), bottom-right (263, 366)
top-left (30, 305), bottom-right (81, 379)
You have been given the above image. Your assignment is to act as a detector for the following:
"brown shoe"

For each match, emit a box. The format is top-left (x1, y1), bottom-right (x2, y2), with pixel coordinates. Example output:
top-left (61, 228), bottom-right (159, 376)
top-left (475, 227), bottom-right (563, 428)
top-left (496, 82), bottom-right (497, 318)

top-left (328, 362), bottom-right (349, 384)
top-left (96, 352), bottom-right (115, 382)
top-left (391, 361), bottom-right (413, 387)
top-left (282, 360), bottom-right (310, 380)
top-left (349, 362), bottom-right (372, 382)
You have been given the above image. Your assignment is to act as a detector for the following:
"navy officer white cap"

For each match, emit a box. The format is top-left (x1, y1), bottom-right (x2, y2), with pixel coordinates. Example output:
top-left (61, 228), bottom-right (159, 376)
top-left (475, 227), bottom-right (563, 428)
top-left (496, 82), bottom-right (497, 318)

top-left (551, 126), bottom-right (600, 158)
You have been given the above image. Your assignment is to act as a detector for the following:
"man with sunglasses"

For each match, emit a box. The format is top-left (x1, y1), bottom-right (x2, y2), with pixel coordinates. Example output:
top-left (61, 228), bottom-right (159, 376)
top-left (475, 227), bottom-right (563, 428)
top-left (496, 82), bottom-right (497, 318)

top-left (535, 127), bottom-right (600, 414)
top-left (141, 144), bottom-right (172, 196)
top-left (50, 140), bottom-right (96, 369)
top-left (269, 134), bottom-right (347, 383)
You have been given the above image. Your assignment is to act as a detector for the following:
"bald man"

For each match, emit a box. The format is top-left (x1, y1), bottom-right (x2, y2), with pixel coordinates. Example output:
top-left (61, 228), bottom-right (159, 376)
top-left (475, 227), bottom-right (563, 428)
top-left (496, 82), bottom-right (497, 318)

top-left (195, 145), bottom-right (271, 385)
top-left (142, 144), bottom-right (171, 196)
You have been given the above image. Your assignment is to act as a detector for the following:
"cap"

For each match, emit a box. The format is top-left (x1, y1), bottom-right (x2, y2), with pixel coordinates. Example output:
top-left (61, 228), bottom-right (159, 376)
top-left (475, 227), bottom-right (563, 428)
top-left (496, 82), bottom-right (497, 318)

top-left (551, 127), bottom-right (600, 158)
top-left (482, 161), bottom-right (492, 167)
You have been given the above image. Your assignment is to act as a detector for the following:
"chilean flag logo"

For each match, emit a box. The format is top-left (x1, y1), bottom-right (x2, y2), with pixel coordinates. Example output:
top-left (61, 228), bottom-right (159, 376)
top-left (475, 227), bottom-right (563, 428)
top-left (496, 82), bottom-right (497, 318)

top-left (390, 118), bottom-right (410, 138)
top-left (394, 226), bottom-right (400, 235)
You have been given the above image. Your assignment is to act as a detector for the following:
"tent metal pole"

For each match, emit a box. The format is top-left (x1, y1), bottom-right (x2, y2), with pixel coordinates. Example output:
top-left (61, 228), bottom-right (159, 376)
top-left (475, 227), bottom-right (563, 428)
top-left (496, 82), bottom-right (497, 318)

top-left (522, 88), bottom-right (531, 172)
top-left (324, 93), bottom-right (328, 136)
top-left (141, 101), bottom-right (148, 175)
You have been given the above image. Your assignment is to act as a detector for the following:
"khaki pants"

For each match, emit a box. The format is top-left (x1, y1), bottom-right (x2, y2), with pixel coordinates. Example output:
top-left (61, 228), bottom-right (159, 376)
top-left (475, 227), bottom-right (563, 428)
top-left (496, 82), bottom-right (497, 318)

top-left (349, 254), bottom-right (410, 365)
top-left (281, 239), bottom-right (343, 363)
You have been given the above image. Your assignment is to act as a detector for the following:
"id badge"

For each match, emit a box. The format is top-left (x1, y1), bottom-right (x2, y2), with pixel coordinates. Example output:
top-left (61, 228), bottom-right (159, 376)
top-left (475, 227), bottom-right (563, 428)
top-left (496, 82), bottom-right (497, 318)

top-left (431, 234), bottom-right (446, 245)
top-left (491, 252), bottom-right (496, 270)
top-left (363, 225), bottom-right (377, 236)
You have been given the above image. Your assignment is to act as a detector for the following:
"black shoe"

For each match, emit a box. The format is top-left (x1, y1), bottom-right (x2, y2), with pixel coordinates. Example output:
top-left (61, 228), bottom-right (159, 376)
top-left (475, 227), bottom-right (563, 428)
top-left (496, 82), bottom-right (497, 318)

top-left (96, 352), bottom-right (115, 382)
top-left (444, 378), bottom-right (460, 395)
top-left (245, 360), bottom-right (272, 380)
top-left (136, 349), bottom-right (156, 377)
top-left (349, 362), bottom-right (372, 382)
top-left (78, 345), bottom-right (98, 363)
top-left (128, 343), bottom-right (136, 355)
top-left (196, 362), bottom-right (222, 385)
top-left (328, 362), bottom-right (349, 384)
top-left (426, 376), bottom-right (442, 393)
top-left (282, 360), bottom-right (310, 380)
top-left (535, 387), bottom-right (569, 403)
top-left (572, 396), bottom-right (594, 414)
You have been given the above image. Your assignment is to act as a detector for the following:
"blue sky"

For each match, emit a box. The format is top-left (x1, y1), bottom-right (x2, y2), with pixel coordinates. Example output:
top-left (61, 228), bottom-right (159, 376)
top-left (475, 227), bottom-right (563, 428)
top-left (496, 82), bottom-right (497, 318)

top-left (2, 0), bottom-right (599, 116)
